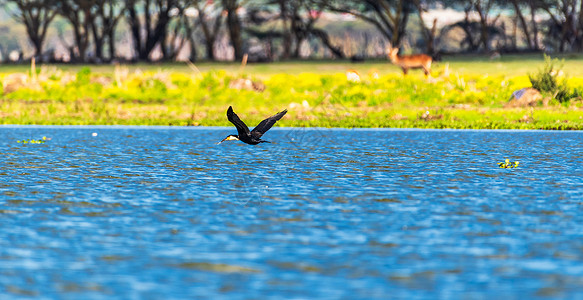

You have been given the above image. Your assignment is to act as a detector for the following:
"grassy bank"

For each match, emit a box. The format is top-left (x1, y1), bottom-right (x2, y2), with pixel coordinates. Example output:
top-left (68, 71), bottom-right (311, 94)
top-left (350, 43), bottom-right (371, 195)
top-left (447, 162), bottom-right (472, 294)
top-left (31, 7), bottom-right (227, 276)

top-left (1, 58), bottom-right (583, 129)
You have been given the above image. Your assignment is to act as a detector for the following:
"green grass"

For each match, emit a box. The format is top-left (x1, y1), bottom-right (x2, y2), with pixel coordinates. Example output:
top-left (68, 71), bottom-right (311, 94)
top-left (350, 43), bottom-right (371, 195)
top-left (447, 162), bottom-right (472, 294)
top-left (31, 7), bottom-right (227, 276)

top-left (1, 56), bottom-right (583, 129)
top-left (4, 53), bottom-right (583, 76)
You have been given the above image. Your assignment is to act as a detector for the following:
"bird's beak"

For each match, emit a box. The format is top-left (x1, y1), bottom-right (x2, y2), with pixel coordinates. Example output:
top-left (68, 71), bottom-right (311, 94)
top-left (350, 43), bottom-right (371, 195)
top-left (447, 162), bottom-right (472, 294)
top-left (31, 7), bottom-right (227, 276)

top-left (217, 136), bottom-right (238, 144)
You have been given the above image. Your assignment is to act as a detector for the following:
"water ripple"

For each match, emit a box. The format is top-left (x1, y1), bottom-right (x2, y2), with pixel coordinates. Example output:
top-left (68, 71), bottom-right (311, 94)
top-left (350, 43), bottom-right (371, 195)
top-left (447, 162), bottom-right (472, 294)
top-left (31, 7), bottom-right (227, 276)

top-left (1, 127), bottom-right (583, 298)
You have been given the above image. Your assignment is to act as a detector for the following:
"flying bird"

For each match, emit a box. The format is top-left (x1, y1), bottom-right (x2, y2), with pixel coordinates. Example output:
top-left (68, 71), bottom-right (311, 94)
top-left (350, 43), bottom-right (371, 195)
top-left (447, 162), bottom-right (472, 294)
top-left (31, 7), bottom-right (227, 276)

top-left (218, 106), bottom-right (287, 145)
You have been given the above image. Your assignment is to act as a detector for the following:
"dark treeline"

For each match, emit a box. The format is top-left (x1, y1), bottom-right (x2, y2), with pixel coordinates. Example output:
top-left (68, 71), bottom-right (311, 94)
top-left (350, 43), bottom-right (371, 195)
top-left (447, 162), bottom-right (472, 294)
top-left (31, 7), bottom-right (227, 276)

top-left (4, 0), bottom-right (583, 63)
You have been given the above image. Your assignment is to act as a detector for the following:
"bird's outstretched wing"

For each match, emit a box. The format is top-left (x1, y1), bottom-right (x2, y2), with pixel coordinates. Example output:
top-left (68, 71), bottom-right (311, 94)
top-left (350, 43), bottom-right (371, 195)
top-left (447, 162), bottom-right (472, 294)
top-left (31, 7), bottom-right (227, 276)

top-left (227, 106), bottom-right (250, 138)
top-left (251, 109), bottom-right (287, 139)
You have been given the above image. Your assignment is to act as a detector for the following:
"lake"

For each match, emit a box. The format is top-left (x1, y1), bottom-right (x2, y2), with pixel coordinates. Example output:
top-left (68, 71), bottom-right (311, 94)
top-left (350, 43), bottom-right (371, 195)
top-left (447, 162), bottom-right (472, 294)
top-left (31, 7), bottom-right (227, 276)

top-left (1, 126), bottom-right (583, 299)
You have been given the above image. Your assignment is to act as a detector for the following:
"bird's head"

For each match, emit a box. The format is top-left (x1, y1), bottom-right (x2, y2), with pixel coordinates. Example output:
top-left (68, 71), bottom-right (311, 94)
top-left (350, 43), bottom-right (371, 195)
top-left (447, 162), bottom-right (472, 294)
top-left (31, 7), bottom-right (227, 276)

top-left (217, 135), bottom-right (239, 144)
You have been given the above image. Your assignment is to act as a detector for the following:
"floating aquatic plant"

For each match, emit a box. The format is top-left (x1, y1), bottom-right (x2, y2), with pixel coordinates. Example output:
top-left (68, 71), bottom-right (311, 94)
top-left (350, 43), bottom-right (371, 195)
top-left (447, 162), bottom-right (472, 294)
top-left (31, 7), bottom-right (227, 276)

top-left (498, 159), bottom-right (519, 168)
top-left (17, 136), bottom-right (49, 144)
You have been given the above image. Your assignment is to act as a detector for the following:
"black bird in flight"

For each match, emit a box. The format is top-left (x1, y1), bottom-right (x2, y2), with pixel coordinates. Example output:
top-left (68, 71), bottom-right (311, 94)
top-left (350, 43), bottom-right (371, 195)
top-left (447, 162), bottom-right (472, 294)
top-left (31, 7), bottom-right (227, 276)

top-left (218, 106), bottom-right (287, 145)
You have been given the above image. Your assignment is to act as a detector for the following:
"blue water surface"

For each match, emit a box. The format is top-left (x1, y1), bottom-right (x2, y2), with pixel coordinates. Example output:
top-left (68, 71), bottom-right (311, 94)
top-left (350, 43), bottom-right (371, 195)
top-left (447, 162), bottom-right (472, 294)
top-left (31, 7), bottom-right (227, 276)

top-left (1, 126), bottom-right (583, 299)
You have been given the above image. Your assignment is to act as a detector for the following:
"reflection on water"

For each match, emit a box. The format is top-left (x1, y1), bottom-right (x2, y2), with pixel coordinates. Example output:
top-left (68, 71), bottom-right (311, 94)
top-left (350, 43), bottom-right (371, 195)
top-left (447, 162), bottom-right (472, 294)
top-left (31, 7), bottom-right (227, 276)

top-left (1, 126), bottom-right (583, 299)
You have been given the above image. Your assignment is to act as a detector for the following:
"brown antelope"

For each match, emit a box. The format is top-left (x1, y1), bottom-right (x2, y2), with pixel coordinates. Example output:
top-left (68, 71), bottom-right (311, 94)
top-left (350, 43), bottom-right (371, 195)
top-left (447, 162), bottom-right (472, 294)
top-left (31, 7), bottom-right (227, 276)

top-left (345, 69), bottom-right (361, 83)
top-left (386, 44), bottom-right (432, 76)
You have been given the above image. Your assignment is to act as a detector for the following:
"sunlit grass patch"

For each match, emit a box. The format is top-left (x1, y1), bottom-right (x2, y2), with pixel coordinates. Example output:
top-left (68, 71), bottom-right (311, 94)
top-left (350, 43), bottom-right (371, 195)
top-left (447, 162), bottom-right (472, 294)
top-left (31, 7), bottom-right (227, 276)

top-left (0, 62), bottom-right (583, 129)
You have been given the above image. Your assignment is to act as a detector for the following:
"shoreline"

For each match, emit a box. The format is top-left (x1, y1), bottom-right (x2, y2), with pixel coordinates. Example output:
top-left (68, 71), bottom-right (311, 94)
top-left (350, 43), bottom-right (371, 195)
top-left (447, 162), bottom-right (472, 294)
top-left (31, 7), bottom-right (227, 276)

top-left (2, 124), bottom-right (583, 132)
top-left (1, 60), bottom-right (583, 130)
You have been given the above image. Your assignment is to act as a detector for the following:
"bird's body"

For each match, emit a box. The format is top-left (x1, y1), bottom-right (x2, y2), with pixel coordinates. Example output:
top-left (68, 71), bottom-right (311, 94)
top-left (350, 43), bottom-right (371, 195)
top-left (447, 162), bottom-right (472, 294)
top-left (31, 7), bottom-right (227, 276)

top-left (219, 106), bottom-right (287, 145)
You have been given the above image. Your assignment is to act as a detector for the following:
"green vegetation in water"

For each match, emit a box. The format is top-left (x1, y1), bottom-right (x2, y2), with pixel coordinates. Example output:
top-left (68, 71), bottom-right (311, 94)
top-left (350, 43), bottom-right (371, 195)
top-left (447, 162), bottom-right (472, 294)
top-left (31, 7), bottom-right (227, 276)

top-left (16, 136), bottom-right (50, 144)
top-left (0, 60), bottom-right (583, 129)
top-left (498, 159), bottom-right (519, 168)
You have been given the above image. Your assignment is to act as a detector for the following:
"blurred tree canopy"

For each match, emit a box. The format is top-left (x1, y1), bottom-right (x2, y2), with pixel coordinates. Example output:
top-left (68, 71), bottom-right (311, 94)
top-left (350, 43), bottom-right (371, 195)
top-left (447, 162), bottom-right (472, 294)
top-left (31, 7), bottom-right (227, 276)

top-left (3, 0), bottom-right (583, 63)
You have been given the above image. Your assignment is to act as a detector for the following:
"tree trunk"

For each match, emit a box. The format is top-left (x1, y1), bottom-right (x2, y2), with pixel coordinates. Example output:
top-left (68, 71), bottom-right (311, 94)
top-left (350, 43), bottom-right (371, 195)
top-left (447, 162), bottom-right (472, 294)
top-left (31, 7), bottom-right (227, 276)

top-left (511, 17), bottom-right (517, 50)
top-left (461, 8), bottom-right (478, 51)
top-left (292, 37), bottom-right (305, 59)
top-left (73, 27), bottom-right (84, 62)
top-left (11, 1), bottom-right (56, 61)
top-left (290, 3), bottom-right (301, 58)
top-left (160, 29), bottom-right (168, 60)
top-left (530, 4), bottom-right (539, 50)
top-left (189, 36), bottom-right (197, 62)
top-left (475, 3), bottom-right (490, 51)
top-left (108, 29), bottom-right (116, 60)
top-left (312, 29), bottom-right (344, 58)
top-left (510, 0), bottom-right (533, 49)
top-left (577, 1), bottom-right (583, 50)
top-left (127, 4), bottom-right (142, 60)
top-left (578, 0), bottom-right (583, 50)
top-left (31, 37), bottom-right (43, 58)
top-left (126, 0), bottom-right (175, 61)
top-left (195, 2), bottom-right (222, 61)
top-left (92, 23), bottom-right (104, 61)
top-left (184, 17), bottom-right (197, 62)
top-left (223, 0), bottom-right (243, 61)
top-left (164, 15), bottom-right (187, 61)
top-left (205, 37), bottom-right (216, 60)
top-left (326, 1), bottom-right (410, 49)
top-left (413, 0), bottom-right (437, 55)
top-left (393, 1), bottom-right (409, 47)
top-left (279, 0), bottom-right (291, 59)
top-left (25, 17), bottom-right (45, 58)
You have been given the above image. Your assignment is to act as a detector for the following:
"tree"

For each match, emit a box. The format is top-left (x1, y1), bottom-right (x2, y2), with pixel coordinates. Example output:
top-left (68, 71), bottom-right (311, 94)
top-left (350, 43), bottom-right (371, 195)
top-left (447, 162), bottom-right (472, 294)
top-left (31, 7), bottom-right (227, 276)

top-left (222, 0), bottom-right (244, 61)
top-left (6, 0), bottom-right (57, 60)
top-left (505, 0), bottom-right (549, 51)
top-left (471, 0), bottom-right (501, 51)
top-left (54, 0), bottom-right (123, 62)
top-left (92, 0), bottom-right (124, 61)
top-left (161, 1), bottom-right (190, 61)
top-left (509, 0), bottom-right (533, 50)
top-left (326, 0), bottom-right (413, 47)
top-left (56, 0), bottom-right (95, 62)
top-left (189, 0), bottom-right (223, 60)
top-left (442, 0), bottom-right (504, 52)
top-left (125, 0), bottom-right (178, 61)
top-left (411, 0), bottom-right (438, 55)
top-left (0, 25), bottom-right (22, 61)
top-left (273, 0), bottom-right (292, 59)
top-left (248, 0), bottom-right (344, 59)
top-left (538, 0), bottom-right (583, 51)
top-left (288, 0), bottom-right (343, 58)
